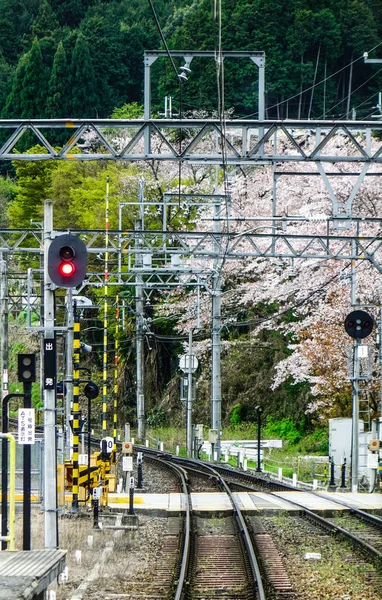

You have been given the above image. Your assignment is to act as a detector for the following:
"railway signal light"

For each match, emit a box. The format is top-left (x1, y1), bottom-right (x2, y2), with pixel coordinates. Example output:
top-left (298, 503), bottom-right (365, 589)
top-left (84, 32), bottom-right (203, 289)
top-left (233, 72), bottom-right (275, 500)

top-left (56, 381), bottom-right (67, 396)
top-left (17, 354), bottom-right (36, 383)
top-left (48, 233), bottom-right (87, 288)
top-left (83, 381), bottom-right (99, 400)
top-left (344, 310), bottom-right (374, 339)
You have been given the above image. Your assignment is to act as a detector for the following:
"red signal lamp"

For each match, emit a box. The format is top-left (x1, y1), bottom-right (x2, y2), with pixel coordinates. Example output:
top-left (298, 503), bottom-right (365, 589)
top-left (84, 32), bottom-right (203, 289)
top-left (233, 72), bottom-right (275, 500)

top-left (59, 261), bottom-right (75, 277)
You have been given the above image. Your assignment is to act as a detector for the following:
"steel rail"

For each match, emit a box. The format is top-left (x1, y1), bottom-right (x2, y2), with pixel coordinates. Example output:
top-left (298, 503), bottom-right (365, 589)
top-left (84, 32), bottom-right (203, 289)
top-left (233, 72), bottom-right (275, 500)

top-left (206, 465), bottom-right (382, 561)
top-left (140, 453), bottom-right (191, 600)
top-left (167, 455), bottom-right (266, 600)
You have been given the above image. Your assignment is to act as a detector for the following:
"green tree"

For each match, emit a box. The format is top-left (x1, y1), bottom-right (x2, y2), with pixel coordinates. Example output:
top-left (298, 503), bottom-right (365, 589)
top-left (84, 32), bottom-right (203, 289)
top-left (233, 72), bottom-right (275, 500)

top-left (69, 33), bottom-right (99, 118)
top-left (2, 53), bottom-right (28, 118)
top-left (8, 146), bottom-right (58, 227)
top-left (32, 0), bottom-right (60, 39)
top-left (0, 176), bottom-right (17, 226)
top-left (46, 41), bottom-right (69, 118)
top-left (0, 50), bottom-right (13, 110)
top-left (20, 37), bottom-right (48, 118)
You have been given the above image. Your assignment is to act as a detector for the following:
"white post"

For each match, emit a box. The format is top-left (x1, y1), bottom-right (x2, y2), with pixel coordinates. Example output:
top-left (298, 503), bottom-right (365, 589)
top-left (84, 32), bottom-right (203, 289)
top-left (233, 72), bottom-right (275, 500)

top-left (43, 200), bottom-right (58, 549)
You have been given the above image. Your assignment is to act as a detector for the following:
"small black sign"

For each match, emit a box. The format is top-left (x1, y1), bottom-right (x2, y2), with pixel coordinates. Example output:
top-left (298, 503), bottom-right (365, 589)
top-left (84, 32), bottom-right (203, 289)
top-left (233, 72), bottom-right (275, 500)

top-left (43, 338), bottom-right (56, 389)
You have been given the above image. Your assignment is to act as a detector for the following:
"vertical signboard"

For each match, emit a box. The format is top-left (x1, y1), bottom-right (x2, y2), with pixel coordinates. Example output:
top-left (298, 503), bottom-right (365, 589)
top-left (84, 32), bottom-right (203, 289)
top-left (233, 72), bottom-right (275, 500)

top-left (18, 408), bottom-right (35, 444)
top-left (43, 338), bottom-right (56, 390)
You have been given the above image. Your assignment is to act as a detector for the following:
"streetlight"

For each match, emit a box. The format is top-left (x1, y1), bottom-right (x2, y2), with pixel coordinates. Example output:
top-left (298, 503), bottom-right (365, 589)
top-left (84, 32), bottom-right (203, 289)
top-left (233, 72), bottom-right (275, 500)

top-left (255, 406), bottom-right (263, 472)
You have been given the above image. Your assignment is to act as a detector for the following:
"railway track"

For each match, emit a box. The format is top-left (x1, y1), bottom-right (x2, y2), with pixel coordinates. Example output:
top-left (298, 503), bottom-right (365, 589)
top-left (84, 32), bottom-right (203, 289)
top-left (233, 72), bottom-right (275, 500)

top-left (8, 426), bottom-right (381, 597)
top-left (145, 452), bottom-right (265, 600)
top-left (144, 450), bottom-right (382, 597)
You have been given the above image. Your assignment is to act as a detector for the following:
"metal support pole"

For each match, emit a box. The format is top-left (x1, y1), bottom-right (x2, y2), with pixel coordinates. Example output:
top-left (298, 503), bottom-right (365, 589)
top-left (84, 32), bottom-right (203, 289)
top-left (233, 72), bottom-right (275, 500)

top-left (102, 177), bottom-right (110, 441)
top-left (143, 54), bottom-right (157, 155)
top-left (340, 458), bottom-right (347, 488)
top-left (43, 200), bottom-right (58, 549)
top-left (136, 204), bottom-right (145, 441)
top-left (0, 252), bottom-right (8, 404)
top-left (87, 395), bottom-right (92, 500)
top-left (351, 341), bottom-right (360, 492)
top-left (129, 477), bottom-right (135, 515)
top-left (23, 380), bottom-right (32, 550)
top-left (0, 252), bottom-right (9, 550)
top-left (329, 456), bottom-right (336, 487)
top-left (256, 406), bottom-right (263, 472)
top-left (93, 497), bottom-right (99, 529)
top-left (65, 289), bottom-right (74, 458)
top-left (186, 329), bottom-right (193, 457)
top-left (71, 313), bottom-right (81, 512)
top-left (350, 244), bottom-right (360, 494)
top-left (1, 398), bottom-right (9, 551)
top-left (0, 433), bottom-right (16, 551)
top-left (211, 189), bottom-right (222, 460)
top-left (137, 454), bottom-right (143, 489)
top-left (1, 393), bottom-right (23, 550)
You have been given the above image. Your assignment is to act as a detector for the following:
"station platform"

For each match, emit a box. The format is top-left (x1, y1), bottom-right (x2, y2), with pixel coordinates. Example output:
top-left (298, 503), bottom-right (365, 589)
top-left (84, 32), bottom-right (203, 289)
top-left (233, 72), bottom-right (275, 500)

top-left (107, 490), bottom-right (382, 515)
top-left (0, 549), bottom-right (66, 600)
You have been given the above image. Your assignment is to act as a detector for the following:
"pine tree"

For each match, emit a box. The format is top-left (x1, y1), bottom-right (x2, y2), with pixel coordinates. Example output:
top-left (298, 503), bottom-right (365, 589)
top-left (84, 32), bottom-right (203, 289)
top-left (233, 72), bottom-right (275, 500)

top-left (32, 0), bottom-right (60, 39)
top-left (20, 37), bottom-right (48, 118)
top-left (46, 41), bottom-right (68, 118)
top-left (70, 33), bottom-right (100, 118)
top-left (2, 52), bottom-right (28, 118)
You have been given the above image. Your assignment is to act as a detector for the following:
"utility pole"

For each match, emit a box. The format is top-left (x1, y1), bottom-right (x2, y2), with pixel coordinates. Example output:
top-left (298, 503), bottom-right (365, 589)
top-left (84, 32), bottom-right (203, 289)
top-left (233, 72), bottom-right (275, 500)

top-left (136, 182), bottom-right (145, 441)
top-left (186, 329), bottom-right (193, 457)
top-left (211, 191), bottom-right (222, 460)
top-left (65, 288), bottom-right (74, 458)
top-left (0, 252), bottom-right (8, 402)
top-left (43, 200), bottom-right (58, 548)
top-left (350, 241), bottom-right (359, 493)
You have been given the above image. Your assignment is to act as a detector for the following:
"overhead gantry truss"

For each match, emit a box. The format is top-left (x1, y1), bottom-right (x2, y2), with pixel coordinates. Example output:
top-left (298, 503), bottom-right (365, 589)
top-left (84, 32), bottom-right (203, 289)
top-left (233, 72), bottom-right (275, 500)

top-left (2, 223), bottom-right (382, 271)
top-left (1, 119), bottom-right (382, 166)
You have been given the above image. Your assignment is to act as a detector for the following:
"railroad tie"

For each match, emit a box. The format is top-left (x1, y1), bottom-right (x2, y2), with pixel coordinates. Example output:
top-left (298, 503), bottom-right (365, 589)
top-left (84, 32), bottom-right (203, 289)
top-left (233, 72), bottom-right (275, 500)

top-left (254, 533), bottom-right (294, 595)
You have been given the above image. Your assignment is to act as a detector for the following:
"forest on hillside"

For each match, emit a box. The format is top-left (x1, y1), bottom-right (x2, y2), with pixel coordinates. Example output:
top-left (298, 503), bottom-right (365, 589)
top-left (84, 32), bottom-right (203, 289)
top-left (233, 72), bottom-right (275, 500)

top-left (0, 0), bottom-right (381, 121)
top-left (2, 0), bottom-right (382, 438)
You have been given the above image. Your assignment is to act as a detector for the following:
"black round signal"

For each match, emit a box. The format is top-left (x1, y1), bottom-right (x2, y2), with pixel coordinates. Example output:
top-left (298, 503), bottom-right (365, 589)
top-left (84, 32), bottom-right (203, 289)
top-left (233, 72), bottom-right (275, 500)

top-left (83, 381), bottom-right (99, 400)
top-left (344, 310), bottom-right (374, 339)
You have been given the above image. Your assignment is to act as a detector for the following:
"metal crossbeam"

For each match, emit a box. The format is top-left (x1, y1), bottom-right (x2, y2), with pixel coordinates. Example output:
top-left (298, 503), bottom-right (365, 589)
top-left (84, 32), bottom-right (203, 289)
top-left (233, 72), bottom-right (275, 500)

top-left (1, 225), bottom-right (382, 269)
top-left (0, 119), bottom-right (382, 164)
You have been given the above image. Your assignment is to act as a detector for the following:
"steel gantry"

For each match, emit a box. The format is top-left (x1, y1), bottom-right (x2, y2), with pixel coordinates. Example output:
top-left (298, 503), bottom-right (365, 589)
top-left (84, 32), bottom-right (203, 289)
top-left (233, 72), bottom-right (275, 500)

top-left (1, 118), bottom-right (382, 165)
top-left (1, 113), bottom-right (382, 484)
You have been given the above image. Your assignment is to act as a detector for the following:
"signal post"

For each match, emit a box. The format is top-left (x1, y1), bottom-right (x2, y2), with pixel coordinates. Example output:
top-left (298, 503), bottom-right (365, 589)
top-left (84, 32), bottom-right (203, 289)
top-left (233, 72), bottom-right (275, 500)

top-left (344, 309), bottom-right (374, 492)
top-left (43, 200), bottom-right (88, 547)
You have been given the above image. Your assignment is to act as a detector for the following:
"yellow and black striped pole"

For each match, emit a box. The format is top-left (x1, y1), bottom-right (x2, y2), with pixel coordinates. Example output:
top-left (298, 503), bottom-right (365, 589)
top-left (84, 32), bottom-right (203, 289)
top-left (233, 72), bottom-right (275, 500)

top-left (113, 295), bottom-right (119, 454)
top-left (71, 312), bottom-right (81, 511)
top-left (102, 177), bottom-right (109, 442)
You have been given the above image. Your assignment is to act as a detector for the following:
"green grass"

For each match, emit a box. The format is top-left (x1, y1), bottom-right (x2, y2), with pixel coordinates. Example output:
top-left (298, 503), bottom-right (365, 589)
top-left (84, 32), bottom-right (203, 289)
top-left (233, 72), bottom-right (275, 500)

top-left (140, 424), bottom-right (330, 484)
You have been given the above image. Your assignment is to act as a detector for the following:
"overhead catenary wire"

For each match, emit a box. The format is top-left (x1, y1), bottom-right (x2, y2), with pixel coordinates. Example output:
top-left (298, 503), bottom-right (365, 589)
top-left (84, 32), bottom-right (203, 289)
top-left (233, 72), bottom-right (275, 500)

top-left (241, 41), bottom-right (382, 120)
top-left (325, 67), bottom-right (382, 120)
top-left (146, 0), bottom-right (179, 79)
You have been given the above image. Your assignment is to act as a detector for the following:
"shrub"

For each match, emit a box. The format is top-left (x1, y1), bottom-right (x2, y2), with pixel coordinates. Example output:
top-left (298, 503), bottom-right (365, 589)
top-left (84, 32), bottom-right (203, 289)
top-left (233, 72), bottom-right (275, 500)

top-left (263, 417), bottom-right (302, 445)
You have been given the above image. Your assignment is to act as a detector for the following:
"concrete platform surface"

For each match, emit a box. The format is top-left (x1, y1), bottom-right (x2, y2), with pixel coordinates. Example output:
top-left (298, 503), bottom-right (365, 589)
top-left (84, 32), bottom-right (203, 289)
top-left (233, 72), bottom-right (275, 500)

top-left (0, 549), bottom-right (66, 600)
top-left (107, 491), bottom-right (382, 514)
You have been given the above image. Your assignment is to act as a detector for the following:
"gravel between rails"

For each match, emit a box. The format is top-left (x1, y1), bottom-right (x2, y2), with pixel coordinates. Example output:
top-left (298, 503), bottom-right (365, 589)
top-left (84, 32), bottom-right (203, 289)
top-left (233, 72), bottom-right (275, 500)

top-left (261, 513), bottom-right (382, 600)
top-left (21, 456), bottom-right (380, 600)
